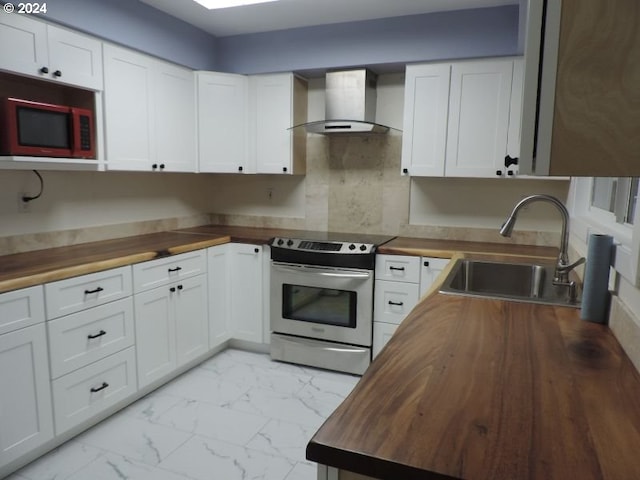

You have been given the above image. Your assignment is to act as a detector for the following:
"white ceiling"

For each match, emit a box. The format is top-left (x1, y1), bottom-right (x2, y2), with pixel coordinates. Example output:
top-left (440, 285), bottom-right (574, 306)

top-left (140, 0), bottom-right (519, 37)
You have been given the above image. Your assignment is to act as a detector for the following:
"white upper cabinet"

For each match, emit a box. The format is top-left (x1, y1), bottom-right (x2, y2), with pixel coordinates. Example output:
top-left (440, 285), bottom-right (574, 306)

top-left (445, 59), bottom-right (513, 178)
top-left (0, 14), bottom-right (102, 90)
top-left (155, 62), bottom-right (196, 172)
top-left (250, 73), bottom-right (307, 175)
top-left (195, 71), bottom-right (307, 175)
top-left (197, 72), bottom-right (249, 173)
top-left (519, 0), bottom-right (640, 176)
top-left (401, 63), bottom-right (451, 176)
top-left (103, 44), bottom-right (196, 172)
top-left (103, 45), bottom-right (154, 171)
top-left (402, 58), bottom-right (521, 178)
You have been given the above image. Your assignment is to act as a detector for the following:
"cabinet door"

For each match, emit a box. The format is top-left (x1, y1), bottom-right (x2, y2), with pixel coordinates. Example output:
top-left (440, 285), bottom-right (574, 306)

top-left (229, 244), bottom-right (263, 343)
top-left (208, 244), bottom-right (230, 349)
top-left (252, 73), bottom-right (294, 174)
top-left (197, 72), bottom-right (248, 173)
top-left (103, 44), bottom-right (155, 171)
top-left (419, 257), bottom-right (450, 297)
top-left (0, 324), bottom-right (54, 468)
top-left (372, 322), bottom-right (399, 360)
top-left (400, 63), bottom-right (451, 177)
top-left (445, 59), bottom-right (513, 178)
top-left (175, 275), bottom-right (209, 367)
top-left (505, 58), bottom-right (523, 177)
top-left (46, 25), bottom-right (103, 90)
top-left (134, 286), bottom-right (176, 389)
top-left (155, 62), bottom-right (196, 172)
top-left (0, 13), bottom-right (48, 80)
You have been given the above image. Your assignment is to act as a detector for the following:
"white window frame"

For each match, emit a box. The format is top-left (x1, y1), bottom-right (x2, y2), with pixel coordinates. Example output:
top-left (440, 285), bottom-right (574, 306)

top-left (568, 177), bottom-right (640, 287)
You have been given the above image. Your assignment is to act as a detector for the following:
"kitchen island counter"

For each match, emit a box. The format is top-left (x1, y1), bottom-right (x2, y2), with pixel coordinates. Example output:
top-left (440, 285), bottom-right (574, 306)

top-left (308, 287), bottom-right (640, 479)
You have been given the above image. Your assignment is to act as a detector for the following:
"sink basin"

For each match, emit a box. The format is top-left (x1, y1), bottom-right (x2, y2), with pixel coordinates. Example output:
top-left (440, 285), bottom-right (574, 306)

top-left (439, 259), bottom-right (580, 307)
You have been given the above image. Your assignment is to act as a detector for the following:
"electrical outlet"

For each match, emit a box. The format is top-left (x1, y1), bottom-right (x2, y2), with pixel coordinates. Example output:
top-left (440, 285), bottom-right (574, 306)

top-left (17, 192), bottom-right (30, 213)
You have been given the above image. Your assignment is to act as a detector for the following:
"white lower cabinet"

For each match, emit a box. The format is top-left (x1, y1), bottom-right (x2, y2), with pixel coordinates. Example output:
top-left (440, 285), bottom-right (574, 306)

top-left (0, 322), bottom-right (54, 469)
top-left (372, 322), bottom-right (400, 359)
top-left (133, 252), bottom-right (209, 390)
top-left (373, 255), bottom-right (450, 358)
top-left (51, 347), bottom-right (137, 435)
top-left (1, 242), bottom-right (274, 476)
top-left (134, 284), bottom-right (175, 388)
top-left (373, 255), bottom-right (421, 359)
top-left (208, 244), bottom-right (231, 349)
top-left (229, 243), bottom-right (264, 344)
top-left (175, 275), bottom-right (209, 366)
top-left (134, 275), bottom-right (208, 389)
top-left (419, 257), bottom-right (450, 296)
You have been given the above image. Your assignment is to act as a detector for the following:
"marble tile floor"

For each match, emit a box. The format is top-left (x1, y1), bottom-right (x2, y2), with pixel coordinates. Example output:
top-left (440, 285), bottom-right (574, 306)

top-left (7, 349), bottom-right (361, 480)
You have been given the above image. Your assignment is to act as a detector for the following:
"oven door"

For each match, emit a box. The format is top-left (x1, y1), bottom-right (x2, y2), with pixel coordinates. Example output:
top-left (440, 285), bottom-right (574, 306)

top-left (270, 262), bottom-right (373, 347)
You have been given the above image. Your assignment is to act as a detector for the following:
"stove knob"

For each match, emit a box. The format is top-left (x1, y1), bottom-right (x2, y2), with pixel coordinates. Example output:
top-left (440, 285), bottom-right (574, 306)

top-left (287, 239), bottom-right (294, 246)
top-left (276, 239), bottom-right (284, 246)
top-left (359, 244), bottom-right (367, 251)
top-left (348, 243), bottom-right (356, 250)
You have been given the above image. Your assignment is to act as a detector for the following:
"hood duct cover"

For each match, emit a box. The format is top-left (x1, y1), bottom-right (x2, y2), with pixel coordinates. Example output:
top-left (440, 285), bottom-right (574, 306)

top-left (292, 69), bottom-right (393, 134)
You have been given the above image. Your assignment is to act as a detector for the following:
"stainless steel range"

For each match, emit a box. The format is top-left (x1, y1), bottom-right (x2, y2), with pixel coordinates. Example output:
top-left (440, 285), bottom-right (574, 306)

top-left (269, 232), bottom-right (394, 375)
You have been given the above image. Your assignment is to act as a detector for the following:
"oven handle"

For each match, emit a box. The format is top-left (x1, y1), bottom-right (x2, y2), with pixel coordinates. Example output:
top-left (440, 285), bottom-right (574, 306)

top-left (272, 264), bottom-right (371, 279)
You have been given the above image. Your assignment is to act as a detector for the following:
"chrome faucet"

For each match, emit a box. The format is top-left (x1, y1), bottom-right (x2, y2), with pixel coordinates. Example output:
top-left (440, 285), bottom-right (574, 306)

top-left (499, 194), bottom-right (585, 299)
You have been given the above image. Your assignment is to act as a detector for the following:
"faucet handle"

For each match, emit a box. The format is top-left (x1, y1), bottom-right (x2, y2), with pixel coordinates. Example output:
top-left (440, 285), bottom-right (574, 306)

top-left (557, 257), bottom-right (586, 273)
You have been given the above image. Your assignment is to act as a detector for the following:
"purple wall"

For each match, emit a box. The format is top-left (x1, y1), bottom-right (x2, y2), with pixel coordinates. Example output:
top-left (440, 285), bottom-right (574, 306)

top-left (35, 0), bottom-right (217, 70)
top-left (21, 2), bottom-right (518, 75)
top-left (216, 5), bottom-right (519, 75)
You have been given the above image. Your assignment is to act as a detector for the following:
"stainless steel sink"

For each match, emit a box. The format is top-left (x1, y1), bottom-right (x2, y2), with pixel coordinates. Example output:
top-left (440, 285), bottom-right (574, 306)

top-left (439, 259), bottom-right (581, 307)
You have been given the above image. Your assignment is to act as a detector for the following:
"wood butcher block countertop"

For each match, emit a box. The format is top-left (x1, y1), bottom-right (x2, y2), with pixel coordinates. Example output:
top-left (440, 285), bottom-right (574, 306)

top-left (0, 231), bottom-right (230, 294)
top-left (308, 290), bottom-right (640, 479)
top-left (377, 236), bottom-right (560, 260)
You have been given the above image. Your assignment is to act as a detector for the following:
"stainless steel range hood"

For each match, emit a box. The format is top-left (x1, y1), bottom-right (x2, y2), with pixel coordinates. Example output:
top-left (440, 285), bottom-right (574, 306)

top-left (293, 69), bottom-right (391, 134)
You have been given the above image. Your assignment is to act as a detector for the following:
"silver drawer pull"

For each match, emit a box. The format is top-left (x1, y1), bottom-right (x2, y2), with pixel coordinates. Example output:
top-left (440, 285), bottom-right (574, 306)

top-left (90, 382), bottom-right (109, 393)
top-left (84, 286), bottom-right (104, 295)
top-left (87, 330), bottom-right (107, 340)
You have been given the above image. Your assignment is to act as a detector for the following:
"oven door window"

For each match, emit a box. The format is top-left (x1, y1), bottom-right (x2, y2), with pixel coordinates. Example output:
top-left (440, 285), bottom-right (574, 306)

top-left (282, 284), bottom-right (357, 328)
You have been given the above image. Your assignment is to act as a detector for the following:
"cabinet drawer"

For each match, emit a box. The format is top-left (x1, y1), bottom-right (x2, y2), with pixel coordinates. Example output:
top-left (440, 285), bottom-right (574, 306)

top-left (45, 267), bottom-right (132, 320)
top-left (52, 347), bottom-right (137, 436)
top-left (375, 255), bottom-right (421, 283)
top-left (133, 250), bottom-right (206, 293)
top-left (48, 298), bottom-right (135, 379)
top-left (0, 285), bottom-right (45, 335)
top-left (374, 280), bottom-right (420, 325)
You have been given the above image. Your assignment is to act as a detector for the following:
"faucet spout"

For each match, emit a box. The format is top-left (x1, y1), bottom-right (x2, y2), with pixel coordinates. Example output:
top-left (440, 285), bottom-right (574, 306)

top-left (499, 194), bottom-right (583, 284)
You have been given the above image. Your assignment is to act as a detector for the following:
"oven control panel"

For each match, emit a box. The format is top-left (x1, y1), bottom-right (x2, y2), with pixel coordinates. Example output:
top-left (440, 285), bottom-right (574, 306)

top-left (271, 237), bottom-right (376, 254)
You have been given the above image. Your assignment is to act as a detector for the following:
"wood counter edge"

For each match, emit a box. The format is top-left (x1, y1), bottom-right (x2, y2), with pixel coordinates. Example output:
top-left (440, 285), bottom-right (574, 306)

top-left (0, 236), bottom-right (231, 294)
top-left (377, 245), bottom-right (558, 260)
